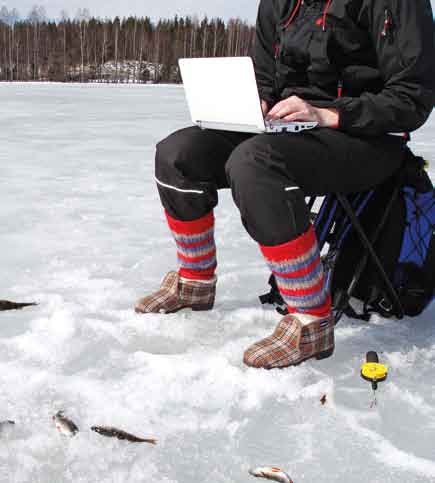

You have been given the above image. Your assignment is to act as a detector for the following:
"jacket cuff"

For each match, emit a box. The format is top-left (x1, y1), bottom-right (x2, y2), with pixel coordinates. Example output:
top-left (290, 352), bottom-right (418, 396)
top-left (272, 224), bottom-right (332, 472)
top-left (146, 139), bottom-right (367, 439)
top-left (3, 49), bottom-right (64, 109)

top-left (332, 97), bottom-right (377, 135)
top-left (331, 99), bottom-right (349, 130)
top-left (330, 114), bottom-right (340, 129)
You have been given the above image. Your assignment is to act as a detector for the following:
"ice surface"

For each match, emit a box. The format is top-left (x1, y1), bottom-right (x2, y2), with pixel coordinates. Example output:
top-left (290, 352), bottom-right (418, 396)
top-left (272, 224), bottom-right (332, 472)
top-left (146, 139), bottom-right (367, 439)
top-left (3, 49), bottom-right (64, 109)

top-left (0, 83), bottom-right (434, 483)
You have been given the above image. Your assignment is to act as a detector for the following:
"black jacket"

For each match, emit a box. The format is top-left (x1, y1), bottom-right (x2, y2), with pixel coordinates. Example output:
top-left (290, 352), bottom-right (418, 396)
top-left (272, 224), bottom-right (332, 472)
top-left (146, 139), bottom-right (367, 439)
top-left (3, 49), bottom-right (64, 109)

top-left (254, 0), bottom-right (435, 135)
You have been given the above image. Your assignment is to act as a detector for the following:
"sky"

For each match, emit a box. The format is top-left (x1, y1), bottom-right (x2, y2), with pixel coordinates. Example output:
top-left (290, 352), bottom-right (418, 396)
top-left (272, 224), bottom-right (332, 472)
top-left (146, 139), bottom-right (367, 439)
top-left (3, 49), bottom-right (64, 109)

top-left (3, 0), bottom-right (435, 23)
top-left (3, 0), bottom-right (260, 22)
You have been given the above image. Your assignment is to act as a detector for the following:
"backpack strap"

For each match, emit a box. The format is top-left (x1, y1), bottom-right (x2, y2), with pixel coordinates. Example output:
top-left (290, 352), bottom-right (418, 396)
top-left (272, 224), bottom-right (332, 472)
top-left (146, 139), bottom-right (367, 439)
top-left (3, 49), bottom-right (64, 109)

top-left (342, 303), bottom-right (372, 322)
top-left (341, 286), bottom-right (395, 321)
top-left (259, 275), bottom-right (289, 315)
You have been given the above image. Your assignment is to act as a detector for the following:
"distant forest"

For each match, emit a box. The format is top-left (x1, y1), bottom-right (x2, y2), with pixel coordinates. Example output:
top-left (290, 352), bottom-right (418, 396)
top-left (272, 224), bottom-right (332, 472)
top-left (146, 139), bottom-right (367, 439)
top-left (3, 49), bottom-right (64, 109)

top-left (0, 6), bottom-right (255, 83)
top-left (2, 6), bottom-right (433, 84)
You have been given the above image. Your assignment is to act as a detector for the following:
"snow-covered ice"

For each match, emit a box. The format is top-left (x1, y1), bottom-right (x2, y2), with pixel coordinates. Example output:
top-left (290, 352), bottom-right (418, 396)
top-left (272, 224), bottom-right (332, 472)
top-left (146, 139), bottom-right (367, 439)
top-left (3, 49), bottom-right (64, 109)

top-left (0, 83), bottom-right (434, 483)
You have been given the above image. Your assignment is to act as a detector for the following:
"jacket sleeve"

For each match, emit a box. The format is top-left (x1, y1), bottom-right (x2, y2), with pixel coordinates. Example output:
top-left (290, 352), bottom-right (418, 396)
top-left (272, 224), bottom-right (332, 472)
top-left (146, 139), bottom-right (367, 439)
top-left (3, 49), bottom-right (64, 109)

top-left (254, 0), bottom-right (278, 108)
top-left (334, 0), bottom-right (435, 136)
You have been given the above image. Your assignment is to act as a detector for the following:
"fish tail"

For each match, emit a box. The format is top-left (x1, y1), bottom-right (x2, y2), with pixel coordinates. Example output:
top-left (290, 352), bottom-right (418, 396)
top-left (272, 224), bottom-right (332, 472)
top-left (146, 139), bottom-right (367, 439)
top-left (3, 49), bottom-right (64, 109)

top-left (143, 438), bottom-right (157, 445)
top-left (129, 436), bottom-right (157, 444)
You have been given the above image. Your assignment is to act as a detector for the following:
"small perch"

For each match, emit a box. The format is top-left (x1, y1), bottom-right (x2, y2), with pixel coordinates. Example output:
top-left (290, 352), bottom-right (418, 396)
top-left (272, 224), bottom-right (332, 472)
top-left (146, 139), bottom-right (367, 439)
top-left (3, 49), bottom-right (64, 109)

top-left (0, 300), bottom-right (38, 312)
top-left (91, 426), bottom-right (157, 444)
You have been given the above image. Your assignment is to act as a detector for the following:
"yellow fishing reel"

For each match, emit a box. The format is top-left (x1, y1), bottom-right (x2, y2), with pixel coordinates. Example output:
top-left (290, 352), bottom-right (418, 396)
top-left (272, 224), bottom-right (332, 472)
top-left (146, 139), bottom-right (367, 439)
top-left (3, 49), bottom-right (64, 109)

top-left (361, 351), bottom-right (388, 406)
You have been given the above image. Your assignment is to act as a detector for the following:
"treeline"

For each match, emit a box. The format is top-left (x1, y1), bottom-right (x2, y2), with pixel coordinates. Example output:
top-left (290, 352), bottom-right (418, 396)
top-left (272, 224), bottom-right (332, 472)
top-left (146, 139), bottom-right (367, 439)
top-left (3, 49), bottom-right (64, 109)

top-left (0, 6), bottom-right (255, 83)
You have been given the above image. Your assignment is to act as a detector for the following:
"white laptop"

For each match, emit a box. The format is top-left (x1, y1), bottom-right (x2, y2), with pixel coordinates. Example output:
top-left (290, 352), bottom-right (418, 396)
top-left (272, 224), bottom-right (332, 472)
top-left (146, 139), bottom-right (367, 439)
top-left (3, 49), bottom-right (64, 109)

top-left (178, 57), bottom-right (318, 134)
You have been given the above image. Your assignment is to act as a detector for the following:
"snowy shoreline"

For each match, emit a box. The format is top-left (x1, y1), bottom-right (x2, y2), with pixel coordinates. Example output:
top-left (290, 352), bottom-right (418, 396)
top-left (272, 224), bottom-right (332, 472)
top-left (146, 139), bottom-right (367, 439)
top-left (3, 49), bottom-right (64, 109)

top-left (0, 80), bottom-right (183, 88)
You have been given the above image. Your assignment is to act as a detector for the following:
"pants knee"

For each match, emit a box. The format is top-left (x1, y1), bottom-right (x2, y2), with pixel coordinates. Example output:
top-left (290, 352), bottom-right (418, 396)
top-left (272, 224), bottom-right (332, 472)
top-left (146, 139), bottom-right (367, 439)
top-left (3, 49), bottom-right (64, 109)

top-left (155, 127), bottom-right (204, 181)
top-left (225, 139), bottom-right (310, 245)
top-left (154, 127), bottom-right (219, 221)
top-left (225, 142), bottom-right (260, 197)
top-left (155, 133), bottom-right (182, 180)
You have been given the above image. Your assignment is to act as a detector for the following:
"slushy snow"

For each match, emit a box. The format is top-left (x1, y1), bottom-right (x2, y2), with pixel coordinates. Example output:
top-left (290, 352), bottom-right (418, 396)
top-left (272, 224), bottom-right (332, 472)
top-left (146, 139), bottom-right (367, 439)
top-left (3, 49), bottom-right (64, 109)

top-left (0, 83), bottom-right (434, 483)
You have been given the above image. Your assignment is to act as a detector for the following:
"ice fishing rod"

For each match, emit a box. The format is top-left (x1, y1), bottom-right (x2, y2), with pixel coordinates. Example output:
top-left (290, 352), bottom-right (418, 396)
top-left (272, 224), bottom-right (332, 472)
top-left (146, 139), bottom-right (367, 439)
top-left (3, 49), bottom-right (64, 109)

top-left (360, 351), bottom-right (388, 408)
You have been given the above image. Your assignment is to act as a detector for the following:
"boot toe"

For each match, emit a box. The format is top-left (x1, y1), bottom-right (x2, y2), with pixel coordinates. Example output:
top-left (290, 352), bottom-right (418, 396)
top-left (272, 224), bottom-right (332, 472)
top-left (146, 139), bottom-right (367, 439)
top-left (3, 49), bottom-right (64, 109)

top-left (243, 337), bottom-right (279, 369)
top-left (134, 290), bottom-right (178, 314)
top-left (243, 343), bottom-right (266, 368)
top-left (134, 304), bottom-right (146, 314)
top-left (243, 316), bottom-right (305, 369)
top-left (134, 272), bottom-right (181, 314)
top-left (134, 296), bottom-right (158, 314)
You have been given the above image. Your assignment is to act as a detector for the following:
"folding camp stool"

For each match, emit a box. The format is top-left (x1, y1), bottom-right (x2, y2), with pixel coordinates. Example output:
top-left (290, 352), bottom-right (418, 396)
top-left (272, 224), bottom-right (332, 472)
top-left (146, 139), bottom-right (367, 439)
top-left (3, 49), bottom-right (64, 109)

top-left (260, 165), bottom-right (407, 325)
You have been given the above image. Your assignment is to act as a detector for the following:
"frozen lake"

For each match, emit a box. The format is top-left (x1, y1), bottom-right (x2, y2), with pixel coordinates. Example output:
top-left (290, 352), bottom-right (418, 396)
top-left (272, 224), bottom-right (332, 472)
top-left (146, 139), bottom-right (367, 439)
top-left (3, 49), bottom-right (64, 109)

top-left (0, 83), bottom-right (434, 483)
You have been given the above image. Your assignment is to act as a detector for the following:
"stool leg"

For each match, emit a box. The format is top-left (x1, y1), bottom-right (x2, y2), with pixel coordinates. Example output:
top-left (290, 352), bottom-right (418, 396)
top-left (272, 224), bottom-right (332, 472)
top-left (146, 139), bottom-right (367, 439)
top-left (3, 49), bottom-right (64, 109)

top-left (335, 194), bottom-right (404, 319)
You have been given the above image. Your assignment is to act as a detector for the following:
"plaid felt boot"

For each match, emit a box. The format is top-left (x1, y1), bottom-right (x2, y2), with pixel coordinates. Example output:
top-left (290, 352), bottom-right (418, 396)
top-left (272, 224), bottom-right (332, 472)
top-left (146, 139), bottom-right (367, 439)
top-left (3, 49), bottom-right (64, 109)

top-left (135, 271), bottom-right (216, 314)
top-left (243, 313), bottom-right (334, 369)
top-left (244, 225), bottom-right (334, 368)
top-left (135, 211), bottom-right (217, 314)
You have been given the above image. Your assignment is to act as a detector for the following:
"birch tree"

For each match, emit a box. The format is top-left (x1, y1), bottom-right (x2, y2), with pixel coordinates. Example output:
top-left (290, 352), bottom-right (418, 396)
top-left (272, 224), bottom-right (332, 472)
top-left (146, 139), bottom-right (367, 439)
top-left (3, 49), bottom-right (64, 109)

top-left (75, 8), bottom-right (90, 81)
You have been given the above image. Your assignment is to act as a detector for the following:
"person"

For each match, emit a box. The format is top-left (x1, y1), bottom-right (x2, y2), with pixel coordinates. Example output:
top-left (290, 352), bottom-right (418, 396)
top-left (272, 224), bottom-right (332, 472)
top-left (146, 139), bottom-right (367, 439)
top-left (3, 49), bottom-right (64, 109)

top-left (135, 0), bottom-right (434, 369)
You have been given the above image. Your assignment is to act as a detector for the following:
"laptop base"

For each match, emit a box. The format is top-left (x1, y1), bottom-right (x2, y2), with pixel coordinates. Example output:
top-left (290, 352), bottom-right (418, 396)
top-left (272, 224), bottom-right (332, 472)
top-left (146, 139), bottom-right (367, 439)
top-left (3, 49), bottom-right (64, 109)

top-left (196, 120), bottom-right (318, 134)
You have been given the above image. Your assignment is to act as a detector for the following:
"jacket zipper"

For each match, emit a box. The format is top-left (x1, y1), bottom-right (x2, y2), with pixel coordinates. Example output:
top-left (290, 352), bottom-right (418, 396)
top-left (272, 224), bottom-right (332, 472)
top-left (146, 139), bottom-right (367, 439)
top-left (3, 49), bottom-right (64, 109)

top-left (274, 43), bottom-right (280, 59)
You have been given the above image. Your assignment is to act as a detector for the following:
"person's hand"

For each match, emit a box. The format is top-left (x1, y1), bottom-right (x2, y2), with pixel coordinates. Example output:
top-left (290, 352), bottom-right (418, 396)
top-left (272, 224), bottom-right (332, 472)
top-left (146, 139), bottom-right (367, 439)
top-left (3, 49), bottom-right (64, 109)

top-left (261, 99), bottom-right (269, 117)
top-left (266, 95), bottom-right (339, 128)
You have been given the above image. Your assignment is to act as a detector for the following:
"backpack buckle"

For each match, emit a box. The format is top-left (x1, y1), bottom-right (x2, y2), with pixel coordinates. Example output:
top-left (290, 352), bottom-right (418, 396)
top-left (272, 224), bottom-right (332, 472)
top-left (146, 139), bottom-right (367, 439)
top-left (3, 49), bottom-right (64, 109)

top-left (378, 297), bottom-right (393, 313)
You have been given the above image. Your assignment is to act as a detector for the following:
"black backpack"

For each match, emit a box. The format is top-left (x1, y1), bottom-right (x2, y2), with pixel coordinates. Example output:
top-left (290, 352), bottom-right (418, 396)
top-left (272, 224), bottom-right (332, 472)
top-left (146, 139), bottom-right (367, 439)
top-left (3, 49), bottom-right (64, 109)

top-left (260, 151), bottom-right (435, 322)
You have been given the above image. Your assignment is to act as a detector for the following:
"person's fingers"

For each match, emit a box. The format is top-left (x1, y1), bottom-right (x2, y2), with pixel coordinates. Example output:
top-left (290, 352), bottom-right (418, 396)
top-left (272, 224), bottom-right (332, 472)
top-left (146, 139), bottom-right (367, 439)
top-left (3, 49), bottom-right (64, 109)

top-left (273, 107), bottom-right (294, 119)
top-left (273, 102), bottom-right (305, 119)
top-left (267, 96), bottom-right (306, 119)
top-left (266, 100), bottom-right (286, 118)
top-left (268, 102), bottom-right (296, 119)
top-left (282, 110), bottom-right (315, 121)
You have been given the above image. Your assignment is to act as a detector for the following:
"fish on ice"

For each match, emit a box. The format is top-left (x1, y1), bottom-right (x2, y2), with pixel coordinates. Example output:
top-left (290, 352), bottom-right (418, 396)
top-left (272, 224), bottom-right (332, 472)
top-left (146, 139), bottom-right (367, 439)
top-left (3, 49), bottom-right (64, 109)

top-left (249, 466), bottom-right (294, 483)
top-left (0, 300), bottom-right (37, 311)
top-left (91, 425), bottom-right (157, 444)
top-left (53, 411), bottom-right (79, 436)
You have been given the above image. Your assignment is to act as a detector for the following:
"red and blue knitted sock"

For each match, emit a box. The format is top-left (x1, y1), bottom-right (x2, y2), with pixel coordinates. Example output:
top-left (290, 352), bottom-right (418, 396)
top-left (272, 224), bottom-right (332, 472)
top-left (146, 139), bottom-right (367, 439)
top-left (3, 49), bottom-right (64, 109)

top-left (165, 211), bottom-right (217, 281)
top-left (260, 225), bottom-right (331, 318)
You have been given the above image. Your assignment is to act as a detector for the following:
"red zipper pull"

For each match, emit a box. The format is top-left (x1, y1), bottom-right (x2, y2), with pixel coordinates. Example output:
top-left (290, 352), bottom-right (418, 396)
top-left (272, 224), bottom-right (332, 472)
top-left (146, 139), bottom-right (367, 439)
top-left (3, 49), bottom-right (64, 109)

top-left (337, 80), bottom-right (343, 98)
top-left (381, 9), bottom-right (391, 37)
top-left (274, 43), bottom-right (280, 59)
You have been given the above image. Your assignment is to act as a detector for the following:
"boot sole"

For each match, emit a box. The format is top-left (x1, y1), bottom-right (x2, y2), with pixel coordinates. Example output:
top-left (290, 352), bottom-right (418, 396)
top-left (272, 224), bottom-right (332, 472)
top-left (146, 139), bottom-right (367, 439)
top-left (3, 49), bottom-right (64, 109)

top-left (192, 303), bottom-right (214, 312)
top-left (258, 346), bottom-right (335, 370)
top-left (315, 347), bottom-right (334, 360)
top-left (135, 303), bottom-right (214, 314)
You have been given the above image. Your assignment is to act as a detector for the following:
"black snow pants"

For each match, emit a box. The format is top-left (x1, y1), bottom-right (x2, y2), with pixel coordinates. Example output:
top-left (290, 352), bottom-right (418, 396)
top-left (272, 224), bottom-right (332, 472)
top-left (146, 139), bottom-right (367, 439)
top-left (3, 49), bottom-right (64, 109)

top-left (155, 126), bottom-right (407, 246)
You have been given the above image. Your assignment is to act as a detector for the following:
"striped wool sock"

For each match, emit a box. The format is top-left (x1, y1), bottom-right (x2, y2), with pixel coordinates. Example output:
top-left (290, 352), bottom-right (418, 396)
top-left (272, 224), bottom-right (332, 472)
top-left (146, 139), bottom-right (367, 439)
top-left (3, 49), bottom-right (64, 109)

top-left (165, 211), bottom-right (217, 281)
top-left (260, 225), bottom-right (331, 319)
